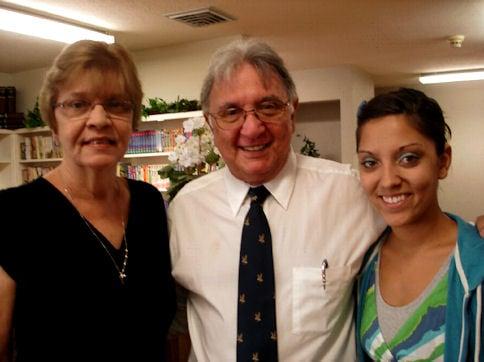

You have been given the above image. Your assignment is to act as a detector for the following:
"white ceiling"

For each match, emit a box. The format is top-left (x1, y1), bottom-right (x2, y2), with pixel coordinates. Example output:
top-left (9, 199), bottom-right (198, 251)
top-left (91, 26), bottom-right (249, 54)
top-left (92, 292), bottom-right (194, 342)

top-left (1, 0), bottom-right (484, 86)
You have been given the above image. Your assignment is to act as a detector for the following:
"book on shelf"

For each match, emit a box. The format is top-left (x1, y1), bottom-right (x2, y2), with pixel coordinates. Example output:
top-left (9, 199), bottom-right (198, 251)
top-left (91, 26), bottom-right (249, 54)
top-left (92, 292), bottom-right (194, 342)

top-left (21, 165), bottom-right (56, 183)
top-left (126, 128), bottom-right (184, 154)
top-left (31, 136), bottom-right (39, 159)
top-left (127, 130), bottom-right (163, 154)
top-left (0, 87), bottom-right (6, 114)
top-left (42, 137), bottom-right (55, 159)
top-left (163, 128), bottom-right (184, 152)
top-left (20, 134), bottom-right (63, 160)
top-left (6, 86), bottom-right (16, 113)
top-left (118, 163), bottom-right (170, 192)
top-left (0, 86), bottom-right (17, 115)
top-left (20, 163), bottom-right (171, 188)
top-left (0, 112), bottom-right (25, 129)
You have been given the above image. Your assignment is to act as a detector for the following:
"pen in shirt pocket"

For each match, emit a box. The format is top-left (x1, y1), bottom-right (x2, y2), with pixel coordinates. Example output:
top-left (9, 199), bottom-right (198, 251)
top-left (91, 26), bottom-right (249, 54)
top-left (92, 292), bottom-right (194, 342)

top-left (321, 258), bottom-right (328, 290)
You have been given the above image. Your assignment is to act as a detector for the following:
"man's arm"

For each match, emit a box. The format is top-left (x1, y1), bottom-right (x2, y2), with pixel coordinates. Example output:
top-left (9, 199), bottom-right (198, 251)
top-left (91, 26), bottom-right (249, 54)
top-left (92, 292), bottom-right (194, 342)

top-left (477, 215), bottom-right (484, 237)
top-left (0, 266), bottom-right (15, 362)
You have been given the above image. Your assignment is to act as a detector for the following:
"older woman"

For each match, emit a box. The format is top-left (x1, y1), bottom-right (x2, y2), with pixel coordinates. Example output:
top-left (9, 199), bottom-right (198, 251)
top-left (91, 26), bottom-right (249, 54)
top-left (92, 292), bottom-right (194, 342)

top-left (355, 88), bottom-right (483, 361)
top-left (0, 40), bottom-right (175, 361)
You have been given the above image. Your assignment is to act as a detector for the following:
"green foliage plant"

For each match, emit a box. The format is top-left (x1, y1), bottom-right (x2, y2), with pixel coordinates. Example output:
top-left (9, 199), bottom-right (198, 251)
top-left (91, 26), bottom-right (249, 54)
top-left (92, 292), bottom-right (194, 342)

top-left (24, 98), bottom-right (45, 128)
top-left (142, 96), bottom-right (201, 118)
top-left (298, 134), bottom-right (320, 158)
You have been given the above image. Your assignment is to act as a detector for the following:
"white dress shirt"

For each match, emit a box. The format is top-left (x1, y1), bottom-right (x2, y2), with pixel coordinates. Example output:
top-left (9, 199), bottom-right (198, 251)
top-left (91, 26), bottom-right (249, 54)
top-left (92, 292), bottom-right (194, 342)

top-left (168, 149), bottom-right (385, 361)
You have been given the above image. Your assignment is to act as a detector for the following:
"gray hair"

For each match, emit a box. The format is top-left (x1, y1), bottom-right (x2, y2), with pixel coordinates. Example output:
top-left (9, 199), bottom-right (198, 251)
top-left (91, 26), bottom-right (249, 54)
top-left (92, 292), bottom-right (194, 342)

top-left (200, 38), bottom-right (298, 112)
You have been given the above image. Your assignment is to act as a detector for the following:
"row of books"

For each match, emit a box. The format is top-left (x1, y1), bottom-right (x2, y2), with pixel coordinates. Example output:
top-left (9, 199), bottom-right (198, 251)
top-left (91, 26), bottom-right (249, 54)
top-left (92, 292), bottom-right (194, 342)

top-left (18, 128), bottom-right (190, 161)
top-left (21, 166), bottom-right (55, 184)
top-left (21, 163), bottom-right (172, 198)
top-left (20, 135), bottom-right (63, 160)
top-left (126, 128), bottom-right (184, 154)
top-left (118, 163), bottom-right (170, 192)
top-left (21, 163), bottom-right (170, 190)
top-left (0, 86), bottom-right (17, 114)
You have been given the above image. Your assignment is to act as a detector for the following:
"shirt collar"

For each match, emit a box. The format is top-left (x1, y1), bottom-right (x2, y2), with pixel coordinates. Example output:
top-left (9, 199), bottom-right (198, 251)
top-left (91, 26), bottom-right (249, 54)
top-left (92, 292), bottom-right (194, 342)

top-left (223, 148), bottom-right (297, 216)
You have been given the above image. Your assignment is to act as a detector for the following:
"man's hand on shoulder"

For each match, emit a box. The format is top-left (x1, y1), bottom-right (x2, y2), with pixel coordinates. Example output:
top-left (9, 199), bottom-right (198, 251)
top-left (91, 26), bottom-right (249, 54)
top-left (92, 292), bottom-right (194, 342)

top-left (476, 215), bottom-right (484, 237)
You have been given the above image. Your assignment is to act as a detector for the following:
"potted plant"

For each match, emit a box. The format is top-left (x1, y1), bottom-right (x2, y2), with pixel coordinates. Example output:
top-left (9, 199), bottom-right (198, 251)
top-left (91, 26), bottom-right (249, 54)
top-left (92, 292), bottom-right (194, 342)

top-left (24, 97), bottom-right (45, 128)
top-left (298, 134), bottom-right (320, 157)
top-left (142, 96), bottom-right (201, 118)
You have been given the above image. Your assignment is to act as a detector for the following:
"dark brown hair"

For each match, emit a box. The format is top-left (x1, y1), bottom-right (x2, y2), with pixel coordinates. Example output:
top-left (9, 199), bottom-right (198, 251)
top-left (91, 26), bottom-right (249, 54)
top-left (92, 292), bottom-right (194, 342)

top-left (356, 88), bottom-right (451, 155)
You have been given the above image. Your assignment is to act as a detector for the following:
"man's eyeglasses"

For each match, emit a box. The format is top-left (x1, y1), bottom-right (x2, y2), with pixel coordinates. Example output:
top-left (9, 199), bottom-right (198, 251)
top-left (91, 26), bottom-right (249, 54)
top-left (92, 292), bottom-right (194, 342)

top-left (208, 99), bottom-right (292, 130)
top-left (54, 99), bottom-right (133, 120)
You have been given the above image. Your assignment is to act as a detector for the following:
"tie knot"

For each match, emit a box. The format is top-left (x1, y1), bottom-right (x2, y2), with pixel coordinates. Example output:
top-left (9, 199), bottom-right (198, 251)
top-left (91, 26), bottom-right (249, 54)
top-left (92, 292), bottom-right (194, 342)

top-left (248, 186), bottom-right (270, 205)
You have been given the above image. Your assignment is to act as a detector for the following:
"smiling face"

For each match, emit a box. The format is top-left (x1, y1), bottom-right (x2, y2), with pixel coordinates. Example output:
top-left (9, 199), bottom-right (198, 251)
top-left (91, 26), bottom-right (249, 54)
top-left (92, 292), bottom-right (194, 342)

top-left (207, 63), bottom-right (296, 185)
top-left (357, 114), bottom-right (451, 228)
top-left (54, 69), bottom-right (133, 171)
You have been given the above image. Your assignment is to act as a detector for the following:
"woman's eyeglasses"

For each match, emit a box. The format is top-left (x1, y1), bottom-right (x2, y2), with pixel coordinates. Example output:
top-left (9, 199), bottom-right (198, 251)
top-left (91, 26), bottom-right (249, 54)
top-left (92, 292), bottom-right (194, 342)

top-left (54, 99), bottom-right (133, 120)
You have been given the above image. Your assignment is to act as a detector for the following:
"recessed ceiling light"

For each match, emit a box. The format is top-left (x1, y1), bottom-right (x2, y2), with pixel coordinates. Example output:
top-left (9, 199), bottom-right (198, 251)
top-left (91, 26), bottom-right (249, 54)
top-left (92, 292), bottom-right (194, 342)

top-left (0, 7), bottom-right (114, 43)
top-left (419, 69), bottom-right (484, 84)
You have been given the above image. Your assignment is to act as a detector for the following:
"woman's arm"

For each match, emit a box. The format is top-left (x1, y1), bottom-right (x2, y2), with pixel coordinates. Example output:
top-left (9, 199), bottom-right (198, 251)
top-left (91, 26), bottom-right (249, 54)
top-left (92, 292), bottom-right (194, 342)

top-left (0, 266), bottom-right (15, 362)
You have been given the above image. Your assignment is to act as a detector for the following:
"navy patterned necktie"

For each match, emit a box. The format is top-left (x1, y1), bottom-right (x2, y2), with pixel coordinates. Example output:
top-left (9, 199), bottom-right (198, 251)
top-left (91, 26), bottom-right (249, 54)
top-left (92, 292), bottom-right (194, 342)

top-left (237, 186), bottom-right (278, 361)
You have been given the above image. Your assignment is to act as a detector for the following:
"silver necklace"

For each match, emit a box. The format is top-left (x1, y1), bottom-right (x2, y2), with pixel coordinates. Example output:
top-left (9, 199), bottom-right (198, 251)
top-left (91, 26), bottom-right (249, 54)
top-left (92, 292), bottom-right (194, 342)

top-left (62, 184), bottom-right (129, 284)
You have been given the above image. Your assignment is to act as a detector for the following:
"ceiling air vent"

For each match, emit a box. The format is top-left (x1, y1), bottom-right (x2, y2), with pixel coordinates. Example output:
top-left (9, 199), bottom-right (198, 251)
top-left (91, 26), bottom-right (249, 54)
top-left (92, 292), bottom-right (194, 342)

top-left (165, 7), bottom-right (235, 27)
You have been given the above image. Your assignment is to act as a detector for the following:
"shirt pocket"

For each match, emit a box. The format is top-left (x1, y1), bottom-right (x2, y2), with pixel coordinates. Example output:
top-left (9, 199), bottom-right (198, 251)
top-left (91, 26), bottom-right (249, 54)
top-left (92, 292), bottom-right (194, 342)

top-left (292, 266), bottom-right (353, 334)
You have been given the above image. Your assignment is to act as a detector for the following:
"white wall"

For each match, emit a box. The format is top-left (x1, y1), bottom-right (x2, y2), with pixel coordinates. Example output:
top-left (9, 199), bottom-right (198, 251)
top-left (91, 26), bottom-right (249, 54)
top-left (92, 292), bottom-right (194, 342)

top-left (292, 66), bottom-right (374, 165)
top-left (9, 36), bottom-right (242, 113)
top-left (417, 82), bottom-right (484, 221)
top-left (0, 73), bottom-right (13, 84)
top-left (134, 36), bottom-right (241, 102)
top-left (292, 101), bottom-right (341, 161)
top-left (11, 67), bottom-right (47, 113)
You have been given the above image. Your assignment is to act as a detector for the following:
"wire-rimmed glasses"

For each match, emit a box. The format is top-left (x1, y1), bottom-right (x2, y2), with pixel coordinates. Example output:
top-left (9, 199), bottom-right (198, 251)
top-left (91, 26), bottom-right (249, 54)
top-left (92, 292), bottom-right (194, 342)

top-left (207, 99), bottom-right (292, 130)
top-left (54, 98), bottom-right (133, 120)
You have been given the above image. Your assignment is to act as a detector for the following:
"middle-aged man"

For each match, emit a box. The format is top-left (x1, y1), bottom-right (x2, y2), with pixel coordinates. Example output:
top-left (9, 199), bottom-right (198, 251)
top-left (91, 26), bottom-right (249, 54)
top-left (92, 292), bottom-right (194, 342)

top-left (168, 38), bottom-right (484, 361)
top-left (168, 38), bottom-right (384, 361)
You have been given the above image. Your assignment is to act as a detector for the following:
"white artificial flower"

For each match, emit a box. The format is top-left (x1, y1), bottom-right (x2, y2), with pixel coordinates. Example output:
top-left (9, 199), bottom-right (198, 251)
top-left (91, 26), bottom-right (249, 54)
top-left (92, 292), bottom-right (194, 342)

top-left (177, 147), bottom-right (193, 168)
top-left (166, 115), bottom-right (221, 177)
top-left (175, 134), bottom-right (187, 145)
top-left (173, 136), bottom-right (201, 168)
top-left (183, 118), bottom-right (194, 133)
top-left (183, 116), bottom-right (206, 134)
top-left (168, 151), bottom-right (179, 163)
top-left (192, 116), bottom-right (206, 129)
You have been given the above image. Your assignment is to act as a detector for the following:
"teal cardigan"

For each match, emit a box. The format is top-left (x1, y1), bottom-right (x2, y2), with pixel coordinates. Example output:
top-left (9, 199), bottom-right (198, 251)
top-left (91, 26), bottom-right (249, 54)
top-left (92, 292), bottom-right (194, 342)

top-left (355, 213), bottom-right (484, 361)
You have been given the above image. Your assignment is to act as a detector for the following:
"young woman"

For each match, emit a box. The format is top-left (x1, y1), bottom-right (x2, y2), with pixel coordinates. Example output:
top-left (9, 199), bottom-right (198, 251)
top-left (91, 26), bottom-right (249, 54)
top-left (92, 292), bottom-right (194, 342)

top-left (0, 40), bottom-right (176, 361)
top-left (355, 88), bottom-right (483, 361)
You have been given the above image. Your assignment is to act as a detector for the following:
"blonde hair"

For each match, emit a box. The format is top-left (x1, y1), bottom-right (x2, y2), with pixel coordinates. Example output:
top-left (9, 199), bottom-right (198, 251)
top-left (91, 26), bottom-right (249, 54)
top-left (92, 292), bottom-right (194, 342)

top-left (39, 40), bottom-right (143, 131)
